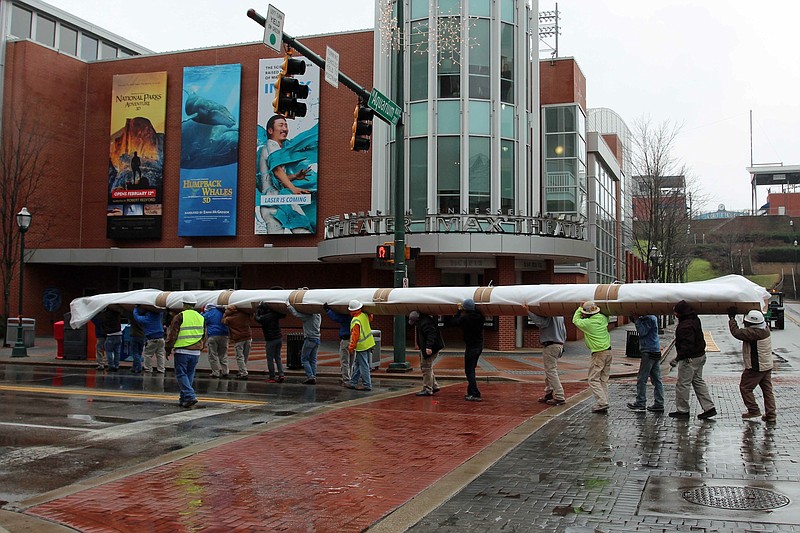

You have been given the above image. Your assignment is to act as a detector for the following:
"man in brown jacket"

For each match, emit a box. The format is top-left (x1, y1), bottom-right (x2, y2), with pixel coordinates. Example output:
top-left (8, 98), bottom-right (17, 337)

top-left (223, 305), bottom-right (253, 380)
top-left (728, 308), bottom-right (775, 422)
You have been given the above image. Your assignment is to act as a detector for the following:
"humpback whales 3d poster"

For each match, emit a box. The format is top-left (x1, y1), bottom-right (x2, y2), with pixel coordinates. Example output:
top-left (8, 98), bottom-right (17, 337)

top-left (179, 63), bottom-right (242, 237)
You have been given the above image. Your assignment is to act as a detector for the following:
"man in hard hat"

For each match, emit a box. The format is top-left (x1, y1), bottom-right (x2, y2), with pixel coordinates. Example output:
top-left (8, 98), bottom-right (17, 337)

top-left (165, 295), bottom-right (206, 408)
top-left (343, 299), bottom-right (375, 391)
top-left (728, 307), bottom-right (775, 423)
top-left (572, 301), bottom-right (612, 413)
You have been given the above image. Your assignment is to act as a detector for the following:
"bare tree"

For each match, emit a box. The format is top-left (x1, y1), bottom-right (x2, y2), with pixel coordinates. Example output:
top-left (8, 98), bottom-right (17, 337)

top-left (630, 117), bottom-right (705, 282)
top-left (0, 113), bottom-right (52, 323)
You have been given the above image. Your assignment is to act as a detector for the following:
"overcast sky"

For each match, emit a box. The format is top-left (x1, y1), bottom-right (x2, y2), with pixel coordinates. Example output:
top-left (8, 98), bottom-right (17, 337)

top-left (44, 0), bottom-right (799, 213)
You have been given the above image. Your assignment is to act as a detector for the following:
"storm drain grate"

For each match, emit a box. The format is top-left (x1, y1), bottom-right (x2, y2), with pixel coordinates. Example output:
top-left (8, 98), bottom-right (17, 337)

top-left (682, 486), bottom-right (790, 510)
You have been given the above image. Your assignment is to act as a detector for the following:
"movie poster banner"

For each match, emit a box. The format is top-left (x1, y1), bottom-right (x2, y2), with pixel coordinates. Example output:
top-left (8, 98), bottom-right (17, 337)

top-left (256, 58), bottom-right (320, 235)
top-left (178, 64), bottom-right (242, 237)
top-left (107, 71), bottom-right (167, 239)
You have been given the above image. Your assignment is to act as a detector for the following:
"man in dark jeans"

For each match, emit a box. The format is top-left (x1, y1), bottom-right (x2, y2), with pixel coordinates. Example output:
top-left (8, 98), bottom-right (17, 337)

top-left (627, 314), bottom-right (664, 413)
top-left (448, 298), bottom-right (485, 402)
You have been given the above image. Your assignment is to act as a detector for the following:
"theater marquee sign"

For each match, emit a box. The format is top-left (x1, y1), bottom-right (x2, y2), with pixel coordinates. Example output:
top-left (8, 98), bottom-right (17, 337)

top-left (323, 213), bottom-right (586, 240)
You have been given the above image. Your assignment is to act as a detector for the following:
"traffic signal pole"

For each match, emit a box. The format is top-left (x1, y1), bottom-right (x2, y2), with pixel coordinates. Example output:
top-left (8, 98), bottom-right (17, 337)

top-left (387, 0), bottom-right (410, 372)
top-left (247, 8), bottom-right (412, 372)
top-left (248, 9), bottom-right (370, 101)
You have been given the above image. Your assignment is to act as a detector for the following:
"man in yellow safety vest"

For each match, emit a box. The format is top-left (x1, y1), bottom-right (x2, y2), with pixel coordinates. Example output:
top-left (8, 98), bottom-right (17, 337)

top-left (165, 294), bottom-right (206, 408)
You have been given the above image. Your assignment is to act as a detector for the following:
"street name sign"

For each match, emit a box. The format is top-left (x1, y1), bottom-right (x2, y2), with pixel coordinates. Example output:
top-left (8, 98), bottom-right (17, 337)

top-left (368, 88), bottom-right (402, 126)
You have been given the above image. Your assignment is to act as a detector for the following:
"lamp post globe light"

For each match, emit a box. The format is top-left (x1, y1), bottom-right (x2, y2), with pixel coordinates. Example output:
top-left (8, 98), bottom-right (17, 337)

top-left (11, 207), bottom-right (32, 357)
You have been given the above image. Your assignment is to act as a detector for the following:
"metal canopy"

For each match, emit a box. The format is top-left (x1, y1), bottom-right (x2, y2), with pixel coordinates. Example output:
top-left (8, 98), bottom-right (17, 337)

top-left (747, 164), bottom-right (800, 185)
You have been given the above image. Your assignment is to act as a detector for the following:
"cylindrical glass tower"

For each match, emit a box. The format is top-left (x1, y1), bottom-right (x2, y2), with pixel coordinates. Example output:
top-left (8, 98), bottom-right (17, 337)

top-left (372, 0), bottom-right (539, 226)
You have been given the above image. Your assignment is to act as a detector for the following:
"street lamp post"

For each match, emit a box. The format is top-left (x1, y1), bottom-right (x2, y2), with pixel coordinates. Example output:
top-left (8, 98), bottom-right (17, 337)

top-left (648, 244), bottom-right (659, 283)
top-left (11, 207), bottom-right (32, 357)
top-left (794, 239), bottom-right (797, 300)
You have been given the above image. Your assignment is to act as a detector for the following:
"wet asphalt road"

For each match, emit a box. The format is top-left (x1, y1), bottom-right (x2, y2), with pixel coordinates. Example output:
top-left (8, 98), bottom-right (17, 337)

top-left (0, 366), bottom-right (416, 506)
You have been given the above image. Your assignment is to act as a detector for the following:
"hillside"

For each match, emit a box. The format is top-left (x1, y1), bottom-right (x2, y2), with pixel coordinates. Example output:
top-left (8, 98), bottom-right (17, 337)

top-left (688, 214), bottom-right (797, 289)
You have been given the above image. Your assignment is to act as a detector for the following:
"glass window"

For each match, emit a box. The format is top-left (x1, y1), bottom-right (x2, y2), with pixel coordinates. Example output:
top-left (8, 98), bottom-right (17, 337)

top-left (118, 49), bottom-right (132, 58)
top-left (545, 159), bottom-right (577, 186)
top-left (35, 15), bottom-right (55, 47)
top-left (501, 104), bottom-right (515, 138)
top-left (59, 25), bottom-right (78, 56)
top-left (546, 133), bottom-right (576, 158)
top-left (409, 138), bottom-right (428, 218)
top-left (468, 137), bottom-right (490, 212)
top-left (500, 0), bottom-right (515, 22)
top-left (468, 19), bottom-right (489, 99)
top-left (100, 42), bottom-right (117, 59)
top-left (410, 21), bottom-right (429, 101)
top-left (437, 100), bottom-right (460, 134)
top-left (437, 18), bottom-right (461, 98)
top-left (501, 141), bottom-right (515, 212)
top-left (500, 24), bottom-right (514, 103)
top-left (10, 5), bottom-right (32, 39)
top-left (80, 34), bottom-right (98, 60)
top-left (545, 106), bottom-right (576, 133)
top-left (410, 0), bottom-right (429, 19)
top-left (409, 102), bottom-right (428, 136)
top-left (437, 137), bottom-right (461, 213)
top-left (546, 188), bottom-right (577, 213)
top-left (468, 100), bottom-right (490, 135)
top-left (469, 0), bottom-right (491, 17)
top-left (469, 76), bottom-right (490, 100)
top-left (438, 0), bottom-right (460, 15)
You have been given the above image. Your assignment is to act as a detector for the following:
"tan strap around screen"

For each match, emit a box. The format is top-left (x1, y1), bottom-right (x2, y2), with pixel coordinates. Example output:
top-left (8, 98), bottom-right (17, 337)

top-left (154, 292), bottom-right (171, 308)
top-left (473, 287), bottom-right (494, 303)
top-left (373, 288), bottom-right (393, 303)
top-left (593, 284), bottom-right (621, 303)
top-left (216, 290), bottom-right (234, 306)
top-left (288, 290), bottom-right (307, 307)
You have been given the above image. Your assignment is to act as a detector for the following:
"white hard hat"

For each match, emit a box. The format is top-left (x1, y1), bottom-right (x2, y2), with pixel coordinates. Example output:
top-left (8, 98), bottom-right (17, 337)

top-left (182, 294), bottom-right (197, 306)
top-left (744, 309), bottom-right (765, 325)
top-left (348, 299), bottom-right (363, 311)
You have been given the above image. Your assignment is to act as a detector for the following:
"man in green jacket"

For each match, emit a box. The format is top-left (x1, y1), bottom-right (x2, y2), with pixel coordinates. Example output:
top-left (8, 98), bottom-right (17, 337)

top-left (572, 301), bottom-right (612, 413)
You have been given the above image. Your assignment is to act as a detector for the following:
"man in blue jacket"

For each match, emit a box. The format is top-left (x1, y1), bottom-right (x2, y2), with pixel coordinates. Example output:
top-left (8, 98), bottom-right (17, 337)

top-left (202, 304), bottom-right (230, 378)
top-left (626, 314), bottom-right (664, 413)
top-left (133, 305), bottom-right (166, 374)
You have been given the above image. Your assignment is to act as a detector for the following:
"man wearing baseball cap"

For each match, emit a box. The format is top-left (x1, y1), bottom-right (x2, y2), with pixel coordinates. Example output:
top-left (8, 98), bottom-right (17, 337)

top-left (572, 301), bottom-right (612, 413)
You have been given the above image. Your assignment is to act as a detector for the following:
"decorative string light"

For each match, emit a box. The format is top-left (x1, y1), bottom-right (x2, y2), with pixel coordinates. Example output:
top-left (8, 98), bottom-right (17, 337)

top-left (379, 0), bottom-right (479, 66)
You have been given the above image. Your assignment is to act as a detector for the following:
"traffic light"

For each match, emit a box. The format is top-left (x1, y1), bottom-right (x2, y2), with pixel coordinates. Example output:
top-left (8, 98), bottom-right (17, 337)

top-left (350, 102), bottom-right (373, 151)
top-left (273, 52), bottom-right (309, 119)
top-left (405, 246), bottom-right (421, 260)
top-left (376, 243), bottom-right (393, 262)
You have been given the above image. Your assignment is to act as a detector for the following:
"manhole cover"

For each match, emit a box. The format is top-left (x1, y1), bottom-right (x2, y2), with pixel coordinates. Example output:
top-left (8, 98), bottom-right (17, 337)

top-left (682, 486), bottom-right (790, 510)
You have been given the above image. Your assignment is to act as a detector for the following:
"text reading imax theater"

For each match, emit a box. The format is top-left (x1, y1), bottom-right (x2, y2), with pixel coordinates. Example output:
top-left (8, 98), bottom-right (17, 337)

top-left (3, 0), bottom-right (640, 350)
